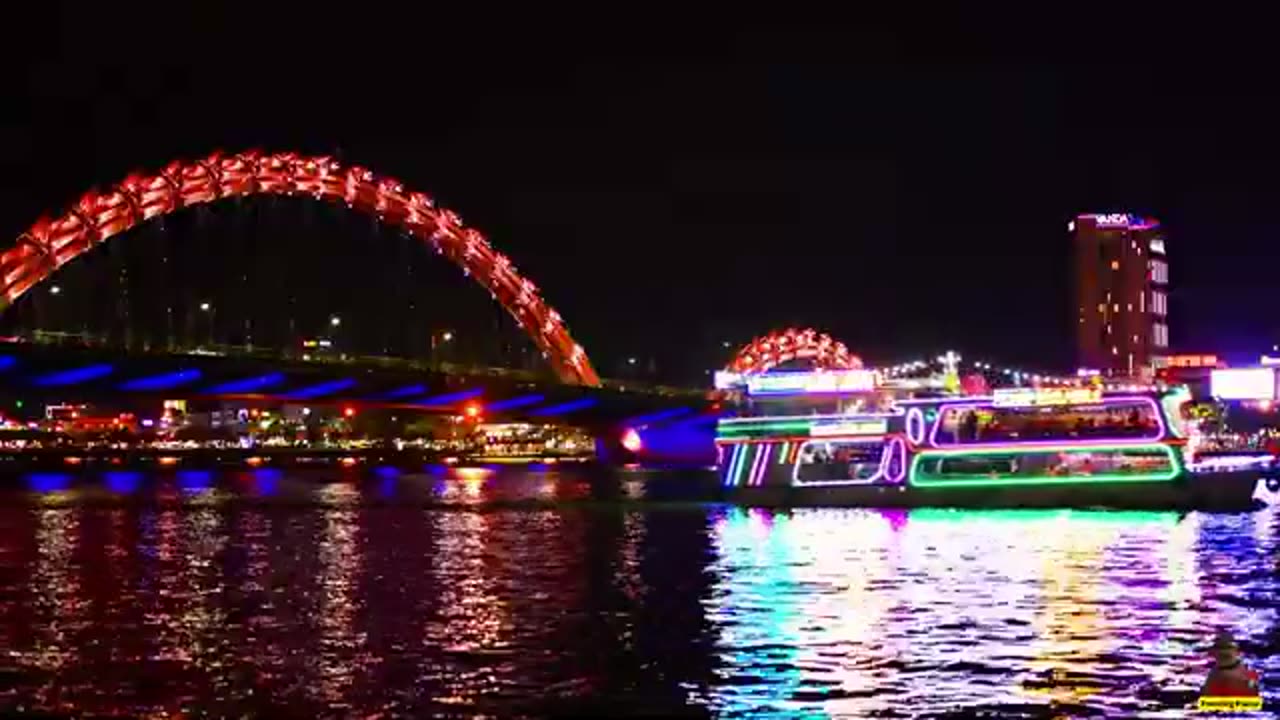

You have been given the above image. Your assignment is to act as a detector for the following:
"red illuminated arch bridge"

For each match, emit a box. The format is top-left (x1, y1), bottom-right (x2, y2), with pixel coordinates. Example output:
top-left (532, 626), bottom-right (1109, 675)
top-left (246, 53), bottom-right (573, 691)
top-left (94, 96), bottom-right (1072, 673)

top-left (726, 328), bottom-right (861, 375)
top-left (0, 150), bottom-right (600, 386)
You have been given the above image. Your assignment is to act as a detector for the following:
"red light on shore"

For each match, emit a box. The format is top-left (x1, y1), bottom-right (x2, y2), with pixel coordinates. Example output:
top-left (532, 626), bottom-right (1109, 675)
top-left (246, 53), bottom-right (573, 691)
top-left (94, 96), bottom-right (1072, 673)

top-left (621, 428), bottom-right (643, 453)
top-left (464, 403), bottom-right (481, 419)
top-left (343, 406), bottom-right (356, 418)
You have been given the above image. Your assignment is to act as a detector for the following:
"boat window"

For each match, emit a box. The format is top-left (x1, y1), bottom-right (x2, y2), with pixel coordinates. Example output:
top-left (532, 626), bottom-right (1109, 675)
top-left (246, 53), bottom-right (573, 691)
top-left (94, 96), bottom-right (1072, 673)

top-left (934, 400), bottom-right (1163, 445)
top-left (915, 446), bottom-right (1175, 483)
top-left (795, 440), bottom-right (885, 483)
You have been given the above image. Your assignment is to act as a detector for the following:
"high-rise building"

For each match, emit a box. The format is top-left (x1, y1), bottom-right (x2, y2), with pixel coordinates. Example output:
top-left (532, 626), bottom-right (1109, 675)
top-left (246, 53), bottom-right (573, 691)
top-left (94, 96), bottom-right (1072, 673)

top-left (1072, 213), bottom-right (1169, 377)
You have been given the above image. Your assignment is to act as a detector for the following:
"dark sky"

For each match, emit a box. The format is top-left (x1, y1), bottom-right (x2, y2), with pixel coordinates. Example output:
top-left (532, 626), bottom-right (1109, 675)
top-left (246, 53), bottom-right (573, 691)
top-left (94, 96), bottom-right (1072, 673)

top-left (3, 11), bottom-right (1279, 382)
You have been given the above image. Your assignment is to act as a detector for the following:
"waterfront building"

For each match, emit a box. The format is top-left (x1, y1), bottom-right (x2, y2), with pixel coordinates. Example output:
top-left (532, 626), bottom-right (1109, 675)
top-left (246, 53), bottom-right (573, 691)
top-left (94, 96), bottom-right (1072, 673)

top-left (1072, 213), bottom-right (1169, 377)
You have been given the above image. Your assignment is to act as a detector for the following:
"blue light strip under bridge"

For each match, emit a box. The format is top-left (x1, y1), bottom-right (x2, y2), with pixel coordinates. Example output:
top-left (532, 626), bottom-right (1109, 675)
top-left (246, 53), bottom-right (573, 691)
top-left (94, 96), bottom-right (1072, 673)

top-left (286, 378), bottom-right (357, 399)
top-left (417, 388), bottom-right (483, 406)
top-left (622, 407), bottom-right (692, 427)
top-left (486, 394), bottom-right (545, 411)
top-left (33, 364), bottom-right (114, 386)
top-left (381, 384), bottom-right (426, 400)
top-left (119, 369), bottom-right (203, 392)
top-left (530, 398), bottom-right (597, 416)
top-left (0, 356), bottom-right (17, 372)
top-left (205, 373), bottom-right (286, 394)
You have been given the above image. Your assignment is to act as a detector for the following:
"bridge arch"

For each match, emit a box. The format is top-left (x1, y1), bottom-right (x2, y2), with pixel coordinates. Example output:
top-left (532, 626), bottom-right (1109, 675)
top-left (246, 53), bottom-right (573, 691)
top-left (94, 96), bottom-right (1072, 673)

top-left (726, 327), bottom-right (861, 375)
top-left (1, 150), bottom-right (600, 386)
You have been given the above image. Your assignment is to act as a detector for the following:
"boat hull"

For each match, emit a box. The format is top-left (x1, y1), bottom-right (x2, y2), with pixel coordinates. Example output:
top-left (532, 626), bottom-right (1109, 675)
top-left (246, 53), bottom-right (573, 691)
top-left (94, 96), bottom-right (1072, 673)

top-left (723, 471), bottom-right (1267, 512)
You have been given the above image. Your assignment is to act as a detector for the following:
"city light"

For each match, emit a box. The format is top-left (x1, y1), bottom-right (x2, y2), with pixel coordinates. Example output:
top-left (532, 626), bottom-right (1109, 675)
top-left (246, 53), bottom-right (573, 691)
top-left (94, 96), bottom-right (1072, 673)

top-left (199, 301), bottom-right (211, 311)
top-left (330, 315), bottom-right (341, 327)
top-left (343, 406), bottom-right (356, 418)
top-left (441, 331), bottom-right (453, 342)
top-left (464, 402), bottom-right (482, 419)
top-left (50, 285), bottom-right (60, 295)
top-left (621, 427), bottom-right (643, 453)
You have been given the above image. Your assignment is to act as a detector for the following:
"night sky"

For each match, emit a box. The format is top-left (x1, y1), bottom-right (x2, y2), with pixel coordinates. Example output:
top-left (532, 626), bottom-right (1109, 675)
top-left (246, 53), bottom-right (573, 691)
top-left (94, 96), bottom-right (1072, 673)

top-left (3, 12), bottom-right (1279, 382)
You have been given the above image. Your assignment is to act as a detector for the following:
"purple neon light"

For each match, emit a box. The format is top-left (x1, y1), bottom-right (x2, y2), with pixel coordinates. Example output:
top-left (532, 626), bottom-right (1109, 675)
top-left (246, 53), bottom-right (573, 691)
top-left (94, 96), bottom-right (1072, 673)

top-left (906, 407), bottom-right (926, 446)
top-left (750, 444), bottom-right (772, 486)
top-left (884, 437), bottom-right (907, 483)
top-left (926, 395), bottom-right (1168, 450)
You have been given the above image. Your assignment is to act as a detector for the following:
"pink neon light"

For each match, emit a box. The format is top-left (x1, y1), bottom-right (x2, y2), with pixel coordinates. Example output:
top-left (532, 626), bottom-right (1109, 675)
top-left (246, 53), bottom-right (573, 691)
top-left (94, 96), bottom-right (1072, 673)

top-left (750, 444), bottom-right (772, 486)
top-left (906, 407), bottom-right (926, 446)
top-left (926, 395), bottom-right (1168, 450)
top-left (716, 434), bottom-right (885, 446)
top-left (885, 437), bottom-right (907, 483)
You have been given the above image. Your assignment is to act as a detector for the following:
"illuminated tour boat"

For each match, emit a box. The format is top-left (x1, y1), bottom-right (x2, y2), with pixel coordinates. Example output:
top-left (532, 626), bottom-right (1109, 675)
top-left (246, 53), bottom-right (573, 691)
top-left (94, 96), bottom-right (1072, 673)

top-left (713, 333), bottom-right (1269, 511)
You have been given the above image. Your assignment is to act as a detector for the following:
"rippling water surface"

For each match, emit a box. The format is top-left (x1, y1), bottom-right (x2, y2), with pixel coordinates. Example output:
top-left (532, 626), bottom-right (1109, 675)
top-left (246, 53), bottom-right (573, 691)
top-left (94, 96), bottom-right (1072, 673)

top-left (1, 467), bottom-right (1277, 718)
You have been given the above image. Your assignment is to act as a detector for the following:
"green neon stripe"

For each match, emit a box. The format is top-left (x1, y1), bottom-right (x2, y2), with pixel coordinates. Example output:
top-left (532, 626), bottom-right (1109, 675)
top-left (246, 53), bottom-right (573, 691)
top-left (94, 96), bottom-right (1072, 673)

top-left (778, 442), bottom-right (790, 464)
top-left (909, 444), bottom-right (1181, 488)
top-left (907, 508), bottom-right (1178, 525)
top-left (733, 445), bottom-right (753, 486)
top-left (718, 422), bottom-right (813, 434)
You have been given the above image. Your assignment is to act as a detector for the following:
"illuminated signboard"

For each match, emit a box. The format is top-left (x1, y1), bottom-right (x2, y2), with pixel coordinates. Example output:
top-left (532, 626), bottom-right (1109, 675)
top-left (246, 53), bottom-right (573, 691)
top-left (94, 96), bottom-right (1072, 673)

top-left (992, 387), bottom-right (1103, 408)
top-left (1262, 356), bottom-right (1280, 367)
top-left (809, 419), bottom-right (888, 437)
top-left (1149, 238), bottom-right (1166, 255)
top-left (1092, 213), bottom-right (1131, 227)
top-left (746, 369), bottom-right (878, 396)
top-left (1165, 354), bottom-right (1218, 369)
top-left (1210, 368), bottom-right (1277, 401)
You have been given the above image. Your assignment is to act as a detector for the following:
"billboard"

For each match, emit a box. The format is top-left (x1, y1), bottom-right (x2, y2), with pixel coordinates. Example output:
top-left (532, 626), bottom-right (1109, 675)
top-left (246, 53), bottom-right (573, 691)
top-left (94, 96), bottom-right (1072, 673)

top-left (1210, 368), bottom-right (1277, 401)
top-left (746, 369), bottom-right (878, 396)
top-left (992, 387), bottom-right (1102, 408)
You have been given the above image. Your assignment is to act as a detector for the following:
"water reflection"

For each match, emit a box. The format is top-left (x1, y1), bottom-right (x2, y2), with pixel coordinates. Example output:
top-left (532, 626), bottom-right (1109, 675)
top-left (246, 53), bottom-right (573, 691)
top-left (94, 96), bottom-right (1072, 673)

top-left (426, 510), bottom-right (512, 706)
top-left (0, 473), bottom-right (1277, 717)
top-left (312, 484), bottom-right (366, 704)
top-left (706, 507), bottom-right (1280, 717)
top-left (30, 501), bottom-right (81, 679)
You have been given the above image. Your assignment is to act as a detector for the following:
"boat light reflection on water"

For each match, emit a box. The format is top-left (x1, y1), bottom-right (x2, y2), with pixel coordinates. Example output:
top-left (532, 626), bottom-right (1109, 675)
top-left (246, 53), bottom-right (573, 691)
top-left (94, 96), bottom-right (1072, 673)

top-left (701, 507), bottom-right (1272, 715)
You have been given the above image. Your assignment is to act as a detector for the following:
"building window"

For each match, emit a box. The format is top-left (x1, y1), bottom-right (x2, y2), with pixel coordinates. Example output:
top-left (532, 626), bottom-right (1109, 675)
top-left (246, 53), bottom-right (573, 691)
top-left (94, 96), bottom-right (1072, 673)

top-left (1152, 322), bottom-right (1168, 348)
top-left (1150, 290), bottom-right (1167, 316)
top-left (1149, 260), bottom-right (1168, 284)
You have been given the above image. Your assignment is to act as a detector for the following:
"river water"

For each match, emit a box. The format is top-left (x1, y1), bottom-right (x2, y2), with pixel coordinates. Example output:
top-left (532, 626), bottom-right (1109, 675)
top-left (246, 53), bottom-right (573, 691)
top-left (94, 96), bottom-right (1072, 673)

top-left (1, 466), bottom-right (1277, 718)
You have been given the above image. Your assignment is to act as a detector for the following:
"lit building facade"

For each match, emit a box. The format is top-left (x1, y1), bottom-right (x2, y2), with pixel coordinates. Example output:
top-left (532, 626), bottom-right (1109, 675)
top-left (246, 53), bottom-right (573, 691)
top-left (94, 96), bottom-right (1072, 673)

top-left (1073, 213), bottom-right (1169, 377)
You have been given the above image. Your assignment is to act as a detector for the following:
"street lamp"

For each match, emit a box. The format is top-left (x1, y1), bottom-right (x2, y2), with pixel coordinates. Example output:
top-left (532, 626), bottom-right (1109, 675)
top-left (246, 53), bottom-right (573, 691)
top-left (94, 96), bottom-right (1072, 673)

top-left (441, 331), bottom-right (453, 342)
top-left (330, 315), bottom-right (341, 327)
top-left (50, 285), bottom-right (61, 295)
top-left (198, 302), bottom-right (215, 347)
